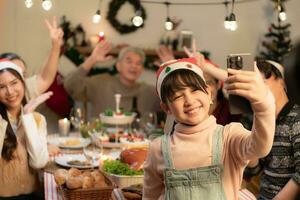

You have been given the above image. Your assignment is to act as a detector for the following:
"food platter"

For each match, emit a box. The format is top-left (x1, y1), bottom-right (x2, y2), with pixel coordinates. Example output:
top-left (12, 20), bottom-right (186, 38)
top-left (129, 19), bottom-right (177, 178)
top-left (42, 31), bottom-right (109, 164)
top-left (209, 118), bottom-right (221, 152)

top-left (48, 137), bottom-right (91, 149)
top-left (99, 113), bottom-right (136, 125)
top-left (55, 154), bottom-right (98, 169)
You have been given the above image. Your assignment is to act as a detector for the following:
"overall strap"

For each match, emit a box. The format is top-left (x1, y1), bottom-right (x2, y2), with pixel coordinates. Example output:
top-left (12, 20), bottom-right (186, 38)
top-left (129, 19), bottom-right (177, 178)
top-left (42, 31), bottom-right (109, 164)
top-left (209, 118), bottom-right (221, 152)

top-left (212, 125), bottom-right (224, 165)
top-left (161, 134), bottom-right (174, 168)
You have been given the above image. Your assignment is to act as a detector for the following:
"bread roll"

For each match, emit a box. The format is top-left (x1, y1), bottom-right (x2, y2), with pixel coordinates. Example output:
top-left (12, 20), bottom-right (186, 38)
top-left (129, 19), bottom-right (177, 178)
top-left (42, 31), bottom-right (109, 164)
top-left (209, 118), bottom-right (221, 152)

top-left (66, 176), bottom-right (83, 189)
top-left (82, 176), bottom-right (94, 189)
top-left (54, 169), bottom-right (68, 185)
top-left (68, 167), bottom-right (81, 177)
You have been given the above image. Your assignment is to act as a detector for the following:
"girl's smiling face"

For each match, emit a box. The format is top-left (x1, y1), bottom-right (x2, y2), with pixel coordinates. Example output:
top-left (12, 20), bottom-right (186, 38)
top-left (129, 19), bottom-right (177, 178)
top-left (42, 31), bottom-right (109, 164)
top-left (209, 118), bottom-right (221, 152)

top-left (163, 86), bottom-right (211, 126)
top-left (0, 70), bottom-right (25, 113)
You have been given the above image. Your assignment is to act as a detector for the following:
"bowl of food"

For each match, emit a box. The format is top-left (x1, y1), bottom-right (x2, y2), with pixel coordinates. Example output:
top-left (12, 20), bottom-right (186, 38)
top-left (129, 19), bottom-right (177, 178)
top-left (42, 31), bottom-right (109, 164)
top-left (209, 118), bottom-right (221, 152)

top-left (102, 148), bottom-right (147, 188)
top-left (100, 109), bottom-right (136, 125)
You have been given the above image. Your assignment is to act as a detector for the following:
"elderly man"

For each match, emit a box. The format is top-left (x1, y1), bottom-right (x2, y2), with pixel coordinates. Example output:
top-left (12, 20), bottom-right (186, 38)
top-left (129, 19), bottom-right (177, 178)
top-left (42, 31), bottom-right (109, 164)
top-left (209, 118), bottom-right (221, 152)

top-left (64, 41), bottom-right (160, 118)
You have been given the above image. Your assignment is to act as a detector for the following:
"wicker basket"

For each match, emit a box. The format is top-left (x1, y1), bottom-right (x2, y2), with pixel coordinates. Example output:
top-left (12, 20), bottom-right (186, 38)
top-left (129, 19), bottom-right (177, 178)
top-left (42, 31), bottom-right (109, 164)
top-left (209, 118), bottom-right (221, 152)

top-left (60, 172), bottom-right (115, 200)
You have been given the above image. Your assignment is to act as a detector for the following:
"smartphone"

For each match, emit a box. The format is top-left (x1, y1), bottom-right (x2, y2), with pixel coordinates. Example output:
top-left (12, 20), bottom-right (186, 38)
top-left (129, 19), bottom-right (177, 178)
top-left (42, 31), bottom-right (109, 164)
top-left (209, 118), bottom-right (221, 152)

top-left (227, 53), bottom-right (254, 114)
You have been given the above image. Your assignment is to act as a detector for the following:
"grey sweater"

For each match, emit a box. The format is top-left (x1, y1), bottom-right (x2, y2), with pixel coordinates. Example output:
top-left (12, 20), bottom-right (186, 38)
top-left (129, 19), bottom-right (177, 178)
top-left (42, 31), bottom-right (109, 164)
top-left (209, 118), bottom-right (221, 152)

top-left (64, 66), bottom-right (161, 118)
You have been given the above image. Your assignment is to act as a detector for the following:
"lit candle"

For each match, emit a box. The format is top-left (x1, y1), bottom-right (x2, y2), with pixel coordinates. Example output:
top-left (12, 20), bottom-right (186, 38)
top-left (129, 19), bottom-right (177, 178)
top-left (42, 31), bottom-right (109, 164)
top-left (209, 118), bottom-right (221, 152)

top-left (98, 31), bottom-right (105, 42)
top-left (58, 118), bottom-right (70, 136)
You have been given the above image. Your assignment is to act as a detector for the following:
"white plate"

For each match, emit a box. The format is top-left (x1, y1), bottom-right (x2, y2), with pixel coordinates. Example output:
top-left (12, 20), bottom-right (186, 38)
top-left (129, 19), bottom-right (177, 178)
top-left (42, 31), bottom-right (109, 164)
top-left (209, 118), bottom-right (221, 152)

top-left (55, 154), bottom-right (98, 169)
top-left (48, 137), bottom-right (91, 149)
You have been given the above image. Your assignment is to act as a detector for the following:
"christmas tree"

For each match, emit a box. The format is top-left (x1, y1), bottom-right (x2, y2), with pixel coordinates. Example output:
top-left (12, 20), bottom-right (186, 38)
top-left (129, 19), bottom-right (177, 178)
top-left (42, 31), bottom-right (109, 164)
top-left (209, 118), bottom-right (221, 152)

top-left (259, 1), bottom-right (292, 62)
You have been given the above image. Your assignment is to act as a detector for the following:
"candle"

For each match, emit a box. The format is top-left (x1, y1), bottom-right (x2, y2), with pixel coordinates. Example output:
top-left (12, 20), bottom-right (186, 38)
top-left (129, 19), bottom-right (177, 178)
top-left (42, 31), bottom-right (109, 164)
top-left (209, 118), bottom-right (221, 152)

top-left (115, 93), bottom-right (121, 114)
top-left (98, 31), bottom-right (105, 42)
top-left (58, 118), bottom-right (70, 136)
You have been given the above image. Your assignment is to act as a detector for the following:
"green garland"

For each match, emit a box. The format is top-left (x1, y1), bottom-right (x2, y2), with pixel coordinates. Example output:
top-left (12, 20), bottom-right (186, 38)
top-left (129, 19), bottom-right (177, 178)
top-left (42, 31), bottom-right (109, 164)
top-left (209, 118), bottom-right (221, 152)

top-left (106, 0), bottom-right (147, 34)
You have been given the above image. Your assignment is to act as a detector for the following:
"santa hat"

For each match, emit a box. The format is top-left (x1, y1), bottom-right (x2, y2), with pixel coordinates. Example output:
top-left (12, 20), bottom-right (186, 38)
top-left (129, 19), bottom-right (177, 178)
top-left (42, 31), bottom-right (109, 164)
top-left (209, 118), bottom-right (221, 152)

top-left (0, 59), bottom-right (23, 78)
top-left (266, 60), bottom-right (284, 78)
top-left (156, 57), bottom-right (205, 100)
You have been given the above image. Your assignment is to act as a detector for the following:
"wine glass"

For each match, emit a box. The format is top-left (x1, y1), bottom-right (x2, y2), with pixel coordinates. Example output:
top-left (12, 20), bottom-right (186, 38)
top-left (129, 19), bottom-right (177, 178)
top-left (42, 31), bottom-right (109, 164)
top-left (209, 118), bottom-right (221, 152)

top-left (141, 112), bottom-right (156, 136)
top-left (70, 107), bottom-right (83, 131)
top-left (83, 143), bottom-right (101, 169)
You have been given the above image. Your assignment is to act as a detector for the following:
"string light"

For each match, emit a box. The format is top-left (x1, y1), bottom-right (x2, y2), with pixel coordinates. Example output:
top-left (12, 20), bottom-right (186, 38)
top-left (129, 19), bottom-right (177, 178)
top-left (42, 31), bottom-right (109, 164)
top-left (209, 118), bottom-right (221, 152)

top-left (226, 0), bottom-right (238, 31)
top-left (132, 0), bottom-right (144, 27)
top-left (228, 13), bottom-right (238, 31)
top-left (224, 1), bottom-right (231, 29)
top-left (277, 1), bottom-right (286, 21)
top-left (92, 0), bottom-right (102, 24)
top-left (164, 2), bottom-right (173, 31)
top-left (24, 0), bottom-right (33, 8)
top-left (42, 0), bottom-right (52, 11)
top-left (93, 10), bottom-right (101, 23)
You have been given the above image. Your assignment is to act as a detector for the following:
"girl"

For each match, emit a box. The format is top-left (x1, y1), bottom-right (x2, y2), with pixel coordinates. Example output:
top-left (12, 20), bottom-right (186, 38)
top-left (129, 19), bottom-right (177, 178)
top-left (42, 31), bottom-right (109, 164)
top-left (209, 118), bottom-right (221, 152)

top-left (0, 59), bottom-right (52, 199)
top-left (143, 58), bottom-right (275, 200)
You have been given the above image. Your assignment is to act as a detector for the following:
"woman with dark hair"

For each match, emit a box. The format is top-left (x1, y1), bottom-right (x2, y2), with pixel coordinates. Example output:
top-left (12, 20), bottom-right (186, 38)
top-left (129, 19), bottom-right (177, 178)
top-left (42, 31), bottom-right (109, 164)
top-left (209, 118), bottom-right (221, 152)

top-left (0, 59), bottom-right (52, 199)
top-left (0, 17), bottom-right (63, 100)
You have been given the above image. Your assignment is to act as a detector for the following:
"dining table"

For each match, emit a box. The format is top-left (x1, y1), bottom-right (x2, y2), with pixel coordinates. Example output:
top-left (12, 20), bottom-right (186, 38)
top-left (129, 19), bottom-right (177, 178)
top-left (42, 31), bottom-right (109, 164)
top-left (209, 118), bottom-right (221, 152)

top-left (44, 133), bottom-right (126, 200)
top-left (43, 133), bottom-right (257, 200)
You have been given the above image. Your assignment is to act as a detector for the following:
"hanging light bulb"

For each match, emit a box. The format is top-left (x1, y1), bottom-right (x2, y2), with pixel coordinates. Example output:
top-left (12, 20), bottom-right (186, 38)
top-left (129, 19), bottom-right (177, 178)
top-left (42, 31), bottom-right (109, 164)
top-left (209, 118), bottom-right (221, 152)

top-left (228, 13), bottom-right (238, 31)
top-left (224, 16), bottom-right (231, 30)
top-left (42, 0), bottom-right (52, 11)
top-left (165, 17), bottom-right (173, 31)
top-left (132, 10), bottom-right (143, 27)
top-left (25, 0), bottom-right (33, 8)
top-left (93, 10), bottom-right (101, 23)
top-left (278, 4), bottom-right (287, 21)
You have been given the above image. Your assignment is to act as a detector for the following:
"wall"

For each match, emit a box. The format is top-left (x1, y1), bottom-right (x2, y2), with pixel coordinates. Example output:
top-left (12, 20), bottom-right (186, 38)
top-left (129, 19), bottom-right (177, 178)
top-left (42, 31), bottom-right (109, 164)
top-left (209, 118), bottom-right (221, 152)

top-left (1, 0), bottom-right (300, 77)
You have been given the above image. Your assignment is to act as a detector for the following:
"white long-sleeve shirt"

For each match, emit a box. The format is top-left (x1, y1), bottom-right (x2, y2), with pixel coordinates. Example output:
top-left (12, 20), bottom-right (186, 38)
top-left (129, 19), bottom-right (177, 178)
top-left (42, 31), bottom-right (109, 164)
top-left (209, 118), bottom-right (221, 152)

top-left (0, 112), bottom-right (49, 197)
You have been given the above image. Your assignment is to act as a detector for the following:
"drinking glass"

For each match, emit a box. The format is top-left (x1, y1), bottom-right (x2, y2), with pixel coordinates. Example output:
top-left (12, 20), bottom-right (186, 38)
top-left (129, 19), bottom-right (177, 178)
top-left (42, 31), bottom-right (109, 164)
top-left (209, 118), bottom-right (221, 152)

top-left (83, 143), bottom-right (101, 169)
top-left (70, 107), bottom-right (83, 131)
top-left (141, 112), bottom-right (156, 136)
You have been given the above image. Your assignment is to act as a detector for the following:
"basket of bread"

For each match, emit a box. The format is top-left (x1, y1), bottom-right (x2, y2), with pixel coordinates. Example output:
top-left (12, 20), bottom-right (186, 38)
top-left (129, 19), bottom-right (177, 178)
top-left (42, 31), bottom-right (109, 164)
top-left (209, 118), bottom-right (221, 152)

top-left (54, 167), bottom-right (115, 200)
top-left (102, 148), bottom-right (147, 189)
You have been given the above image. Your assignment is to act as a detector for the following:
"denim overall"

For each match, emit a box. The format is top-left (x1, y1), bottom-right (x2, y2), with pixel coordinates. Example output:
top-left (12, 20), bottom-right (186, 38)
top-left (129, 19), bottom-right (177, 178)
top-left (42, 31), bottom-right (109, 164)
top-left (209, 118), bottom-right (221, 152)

top-left (161, 125), bottom-right (227, 200)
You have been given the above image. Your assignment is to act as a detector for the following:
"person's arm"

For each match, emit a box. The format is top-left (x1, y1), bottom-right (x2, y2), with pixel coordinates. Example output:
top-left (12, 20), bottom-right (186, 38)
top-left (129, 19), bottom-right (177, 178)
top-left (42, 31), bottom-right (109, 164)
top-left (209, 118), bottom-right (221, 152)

top-left (143, 139), bottom-right (164, 200)
top-left (225, 65), bottom-right (276, 162)
top-left (183, 41), bottom-right (228, 81)
top-left (63, 40), bottom-right (113, 100)
top-left (273, 179), bottom-right (300, 200)
top-left (273, 122), bottom-right (300, 199)
top-left (0, 116), bottom-right (8, 156)
top-left (156, 45), bottom-right (175, 63)
top-left (22, 113), bottom-right (49, 169)
top-left (81, 40), bottom-right (113, 71)
top-left (22, 92), bottom-right (53, 168)
top-left (36, 16), bottom-right (63, 94)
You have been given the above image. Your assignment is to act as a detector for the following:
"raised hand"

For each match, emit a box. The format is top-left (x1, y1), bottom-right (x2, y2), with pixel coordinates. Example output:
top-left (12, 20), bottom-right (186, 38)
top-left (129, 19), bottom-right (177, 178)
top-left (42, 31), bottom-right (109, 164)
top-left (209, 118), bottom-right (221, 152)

top-left (24, 91), bottom-right (53, 114)
top-left (156, 45), bottom-right (175, 63)
top-left (224, 63), bottom-right (268, 104)
top-left (45, 16), bottom-right (64, 48)
top-left (183, 40), bottom-right (206, 70)
top-left (90, 40), bottom-right (113, 63)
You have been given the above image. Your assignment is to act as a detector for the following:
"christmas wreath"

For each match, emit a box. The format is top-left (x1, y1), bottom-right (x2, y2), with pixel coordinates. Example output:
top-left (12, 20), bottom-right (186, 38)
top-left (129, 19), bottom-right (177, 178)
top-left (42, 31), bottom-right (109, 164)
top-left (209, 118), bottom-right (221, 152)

top-left (106, 0), bottom-right (147, 34)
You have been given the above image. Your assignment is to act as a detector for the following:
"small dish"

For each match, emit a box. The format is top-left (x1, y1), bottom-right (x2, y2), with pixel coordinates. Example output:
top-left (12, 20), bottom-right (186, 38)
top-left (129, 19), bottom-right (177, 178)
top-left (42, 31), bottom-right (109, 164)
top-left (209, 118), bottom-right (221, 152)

top-left (55, 154), bottom-right (98, 169)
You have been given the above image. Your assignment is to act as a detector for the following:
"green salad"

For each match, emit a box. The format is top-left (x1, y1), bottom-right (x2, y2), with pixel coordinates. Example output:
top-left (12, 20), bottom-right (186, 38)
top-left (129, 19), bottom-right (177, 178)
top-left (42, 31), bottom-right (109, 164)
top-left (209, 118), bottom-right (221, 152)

top-left (102, 160), bottom-right (144, 176)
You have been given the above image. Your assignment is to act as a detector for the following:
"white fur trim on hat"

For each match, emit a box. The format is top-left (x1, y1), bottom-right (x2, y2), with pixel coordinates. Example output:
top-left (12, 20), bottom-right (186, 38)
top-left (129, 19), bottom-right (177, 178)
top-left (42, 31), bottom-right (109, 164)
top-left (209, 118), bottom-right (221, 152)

top-left (156, 58), bottom-right (205, 100)
top-left (266, 60), bottom-right (284, 78)
top-left (0, 59), bottom-right (24, 78)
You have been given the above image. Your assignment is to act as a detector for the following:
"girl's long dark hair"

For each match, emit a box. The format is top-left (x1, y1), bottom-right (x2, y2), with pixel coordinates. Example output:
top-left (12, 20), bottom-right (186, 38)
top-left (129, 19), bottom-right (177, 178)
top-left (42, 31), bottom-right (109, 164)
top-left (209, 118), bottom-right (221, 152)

top-left (0, 69), bottom-right (26, 161)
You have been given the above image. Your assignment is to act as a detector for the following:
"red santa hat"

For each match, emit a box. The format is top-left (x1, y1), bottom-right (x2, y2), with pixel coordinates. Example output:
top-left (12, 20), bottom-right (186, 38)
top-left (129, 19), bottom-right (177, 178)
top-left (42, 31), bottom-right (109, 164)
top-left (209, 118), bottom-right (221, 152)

top-left (156, 57), bottom-right (205, 100)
